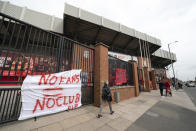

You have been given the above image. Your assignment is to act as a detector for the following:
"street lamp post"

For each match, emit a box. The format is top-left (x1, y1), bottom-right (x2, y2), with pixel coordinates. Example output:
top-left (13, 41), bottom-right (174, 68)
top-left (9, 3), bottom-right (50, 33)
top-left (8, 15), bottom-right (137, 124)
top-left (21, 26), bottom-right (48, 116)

top-left (168, 41), bottom-right (178, 89)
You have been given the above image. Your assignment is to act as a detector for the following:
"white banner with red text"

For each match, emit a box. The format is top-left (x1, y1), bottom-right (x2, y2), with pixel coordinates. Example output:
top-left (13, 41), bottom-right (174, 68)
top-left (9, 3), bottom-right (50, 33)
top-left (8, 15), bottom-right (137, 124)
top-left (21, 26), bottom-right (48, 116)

top-left (18, 69), bottom-right (82, 120)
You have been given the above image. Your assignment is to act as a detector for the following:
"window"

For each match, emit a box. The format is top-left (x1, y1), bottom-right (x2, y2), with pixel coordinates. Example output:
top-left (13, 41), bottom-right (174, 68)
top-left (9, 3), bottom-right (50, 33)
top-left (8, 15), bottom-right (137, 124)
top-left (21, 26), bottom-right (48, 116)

top-left (83, 50), bottom-right (89, 59)
top-left (108, 55), bottom-right (134, 87)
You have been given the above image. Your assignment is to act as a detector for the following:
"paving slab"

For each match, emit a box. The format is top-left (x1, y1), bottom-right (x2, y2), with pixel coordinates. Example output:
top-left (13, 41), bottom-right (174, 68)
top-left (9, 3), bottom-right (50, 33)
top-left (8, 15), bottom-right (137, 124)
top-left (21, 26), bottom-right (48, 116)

top-left (107, 117), bottom-right (133, 131)
top-left (59, 115), bottom-right (85, 129)
top-left (120, 111), bottom-right (142, 122)
top-left (66, 118), bottom-right (105, 131)
top-left (96, 125), bottom-right (117, 131)
top-left (37, 122), bottom-right (63, 131)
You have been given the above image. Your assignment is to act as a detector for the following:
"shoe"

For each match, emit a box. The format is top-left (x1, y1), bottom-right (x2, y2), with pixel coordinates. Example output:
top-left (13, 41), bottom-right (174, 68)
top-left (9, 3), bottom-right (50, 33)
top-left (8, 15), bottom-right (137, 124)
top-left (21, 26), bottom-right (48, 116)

top-left (110, 111), bottom-right (114, 115)
top-left (97, 114), bottom-right (102, 118)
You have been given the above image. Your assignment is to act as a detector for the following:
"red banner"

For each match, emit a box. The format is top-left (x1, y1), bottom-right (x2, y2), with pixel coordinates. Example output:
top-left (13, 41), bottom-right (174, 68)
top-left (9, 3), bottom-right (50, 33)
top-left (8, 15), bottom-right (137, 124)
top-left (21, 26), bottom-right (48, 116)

top-left (115, 68), bottom-right (127, 85)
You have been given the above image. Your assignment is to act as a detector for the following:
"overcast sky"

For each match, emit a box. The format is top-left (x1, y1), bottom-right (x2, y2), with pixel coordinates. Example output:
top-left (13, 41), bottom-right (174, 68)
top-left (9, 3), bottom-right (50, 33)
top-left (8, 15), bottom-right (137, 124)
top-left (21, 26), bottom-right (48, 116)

top-left (6, 0), bottom-right (196, 81)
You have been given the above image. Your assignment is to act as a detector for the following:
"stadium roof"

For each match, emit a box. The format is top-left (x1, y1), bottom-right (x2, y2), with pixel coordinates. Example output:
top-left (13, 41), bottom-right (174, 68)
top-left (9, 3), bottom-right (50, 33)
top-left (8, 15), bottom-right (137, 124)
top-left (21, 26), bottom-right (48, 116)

top-left (63, 3), bottom-right (161, 56)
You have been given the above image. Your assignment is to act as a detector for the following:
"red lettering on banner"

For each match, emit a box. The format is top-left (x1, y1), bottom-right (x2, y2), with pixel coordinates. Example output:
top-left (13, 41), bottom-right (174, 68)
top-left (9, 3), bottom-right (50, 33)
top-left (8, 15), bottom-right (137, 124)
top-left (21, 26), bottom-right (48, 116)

top-left (44, 88), bottom-right (63, 91)
top-left (68, 105), bottom-right (76, 110)
top-left (38, 73), bottom-right (80, 85)
top-left (33, 97), bottom-right (46, 113)
top-left (46, 98), bottom-right (55, 108)
top-left (75, 104), bottom-right (78, 108)
top-left (71, 74), bottom-right (80, 83)
top-left (49, 76), bottom-right (58, 86)
top-left (71, 75), bottom-right (76, 83)
top-left (33, 71), bottom-right (82, 113)
top-left (32, 93), bottom-right (80, 113)
top-left (69, 96), bottom-right (75, 104)
top-left (66, 77), bottom-right (71, 84)
top-left (59, 76), bottom-right (66, 85)
top-left (38, 74), bottom-right (51, 85)
top-left (68, 106), bottom-right (72, 110)
top-left (63, 96), bottom-right (68, 105)
top-left (43, 93), bottom-right (62, 97)
top-left (56, 96), bottom-right (63, 107)
top-left (75, 74), bottom-right (80, 83)
top-left (75, 93), bottom-right (80, 103)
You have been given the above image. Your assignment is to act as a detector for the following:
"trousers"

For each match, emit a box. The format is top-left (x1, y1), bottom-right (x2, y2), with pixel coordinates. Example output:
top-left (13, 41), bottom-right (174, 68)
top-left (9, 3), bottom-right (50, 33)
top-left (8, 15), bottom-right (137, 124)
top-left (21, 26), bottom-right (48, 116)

top-left (99, 99), bottom-right (112, 114)
top-left (160, 88), bottom-right (163, 96)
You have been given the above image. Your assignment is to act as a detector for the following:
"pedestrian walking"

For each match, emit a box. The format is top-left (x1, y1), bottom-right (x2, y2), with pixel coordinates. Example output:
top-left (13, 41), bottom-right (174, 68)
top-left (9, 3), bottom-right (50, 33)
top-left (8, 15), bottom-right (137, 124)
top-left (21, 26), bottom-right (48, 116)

top-left (172, 81), bottom-right (175, 89)
top-left (164, 79), bottom-right (171, 96)
top-left (178, 82), bottom-right (183, 89)
top-left (97, 81), bottom-right (114, 118)
top-left (158, 78), bottom-right (164, 96)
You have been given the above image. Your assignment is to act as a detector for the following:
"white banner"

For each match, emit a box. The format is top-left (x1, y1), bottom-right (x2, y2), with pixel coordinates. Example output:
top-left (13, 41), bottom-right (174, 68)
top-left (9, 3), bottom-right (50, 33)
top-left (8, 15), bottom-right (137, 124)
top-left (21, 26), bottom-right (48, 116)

top-left (19, 70), bottom-right (82, 120)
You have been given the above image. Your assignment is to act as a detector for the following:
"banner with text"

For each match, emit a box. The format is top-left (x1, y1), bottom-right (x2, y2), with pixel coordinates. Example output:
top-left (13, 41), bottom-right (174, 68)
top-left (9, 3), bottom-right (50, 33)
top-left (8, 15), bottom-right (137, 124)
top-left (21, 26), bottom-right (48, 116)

top-left (115, 68), bottom-right (127, 85)
top-left (19, 70), bottom-right (82, 120)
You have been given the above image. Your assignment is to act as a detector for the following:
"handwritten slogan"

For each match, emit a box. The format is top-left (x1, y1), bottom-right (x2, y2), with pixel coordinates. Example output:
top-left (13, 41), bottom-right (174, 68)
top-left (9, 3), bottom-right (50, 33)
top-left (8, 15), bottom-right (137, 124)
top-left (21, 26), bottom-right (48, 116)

top-left (19, 70), bottom-right (81, 120)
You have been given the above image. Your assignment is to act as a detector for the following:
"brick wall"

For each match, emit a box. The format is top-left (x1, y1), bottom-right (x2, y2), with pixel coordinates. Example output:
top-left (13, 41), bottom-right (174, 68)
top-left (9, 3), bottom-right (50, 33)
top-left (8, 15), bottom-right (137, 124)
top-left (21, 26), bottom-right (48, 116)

top-left (110, 87), bottom-right (136, 102)
top-left (102, 86), bottom-right (136, 106)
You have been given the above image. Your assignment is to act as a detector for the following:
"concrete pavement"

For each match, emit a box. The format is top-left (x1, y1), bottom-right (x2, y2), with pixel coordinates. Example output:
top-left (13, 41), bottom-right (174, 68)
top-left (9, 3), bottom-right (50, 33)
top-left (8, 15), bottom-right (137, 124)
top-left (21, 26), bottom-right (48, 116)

top-left (0, 89), bottom-right (195, 131)
top-left (184, 86), bottom-right (196, 106)
top-left (126, 101), bottom-right (196, 131)
top-left (161, 89), bottom-right (196, 112)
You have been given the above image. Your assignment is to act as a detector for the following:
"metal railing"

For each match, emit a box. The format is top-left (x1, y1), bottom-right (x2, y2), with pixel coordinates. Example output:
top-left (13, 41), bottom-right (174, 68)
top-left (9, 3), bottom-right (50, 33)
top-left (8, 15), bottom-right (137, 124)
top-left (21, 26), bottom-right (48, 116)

top-left (0, 12), bottom-right (94, 124)
top-left (0, 12), bottom-right (94, 85)
top-left (108, 55), bottom-right (134, 87)
top-left (0, 88), bottom-right (21, 124)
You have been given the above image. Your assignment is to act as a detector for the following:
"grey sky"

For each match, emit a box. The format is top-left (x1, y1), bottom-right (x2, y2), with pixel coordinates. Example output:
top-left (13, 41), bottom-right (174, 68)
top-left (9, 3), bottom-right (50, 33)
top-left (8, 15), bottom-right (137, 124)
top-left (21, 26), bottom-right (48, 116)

top-left (5, 0), bottom-right (196, 81)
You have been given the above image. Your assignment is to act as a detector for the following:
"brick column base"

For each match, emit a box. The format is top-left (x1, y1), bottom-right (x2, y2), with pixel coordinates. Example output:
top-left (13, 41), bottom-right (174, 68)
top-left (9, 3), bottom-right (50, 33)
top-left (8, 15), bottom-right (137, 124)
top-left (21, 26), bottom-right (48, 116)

top-left (143, 67), bottom-right (151, 92)
top-left (130, 61), bottom-right (139, 96)
top-left (151, 70), bottom-right (157, 90)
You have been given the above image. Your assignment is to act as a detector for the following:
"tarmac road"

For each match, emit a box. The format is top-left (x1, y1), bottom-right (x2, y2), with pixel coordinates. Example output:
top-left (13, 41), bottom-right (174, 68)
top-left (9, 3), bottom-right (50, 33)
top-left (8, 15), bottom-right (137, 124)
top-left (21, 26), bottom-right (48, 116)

top-left (125, 101), bottom-right (196, 131)
top-left (184, 86), bottom-right (196, 106)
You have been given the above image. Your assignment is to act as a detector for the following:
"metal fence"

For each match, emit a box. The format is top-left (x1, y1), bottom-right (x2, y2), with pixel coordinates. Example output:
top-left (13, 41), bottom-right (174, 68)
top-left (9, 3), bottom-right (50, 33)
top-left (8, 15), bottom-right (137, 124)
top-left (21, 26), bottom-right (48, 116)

top-left (0, 13), bottom-right (70, 85)
top-left (72, 43), bottom-right (94, 104)
top-left (108, 55), bottom-right (134, 87)
top-left (0, 13), bottom-right (94, 124)
top-left (0, 88), bottom-right (21, 124)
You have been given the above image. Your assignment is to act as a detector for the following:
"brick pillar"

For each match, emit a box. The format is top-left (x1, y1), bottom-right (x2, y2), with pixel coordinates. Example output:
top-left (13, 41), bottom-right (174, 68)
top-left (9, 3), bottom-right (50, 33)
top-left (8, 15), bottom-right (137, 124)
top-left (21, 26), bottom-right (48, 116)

top-left (143, 67), bottom-right (151, 92)
top-left (151, 70), bottom-right (157, 90)
top-left (130, 61), bottom-right (139, 96)
top-left (94, 43), bottom-right (109, 107)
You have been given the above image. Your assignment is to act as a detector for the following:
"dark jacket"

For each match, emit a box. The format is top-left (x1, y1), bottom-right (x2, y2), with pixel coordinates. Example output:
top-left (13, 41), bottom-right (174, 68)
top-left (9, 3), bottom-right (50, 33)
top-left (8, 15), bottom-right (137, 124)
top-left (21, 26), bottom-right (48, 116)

top-left (102, 84), bottom-right (112, 102)
top-left (159, 81), bottom-right (164, 89)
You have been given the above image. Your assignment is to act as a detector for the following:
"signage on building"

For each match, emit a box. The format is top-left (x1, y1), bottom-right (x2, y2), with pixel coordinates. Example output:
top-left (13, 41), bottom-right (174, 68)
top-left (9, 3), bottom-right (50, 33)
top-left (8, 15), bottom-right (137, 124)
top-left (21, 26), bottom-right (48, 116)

top-left (19, 70), bottom-right (82, 120)
top-left (108, 51), bottom-right (137, 62)
top-left (115, 68), bottom-right (127, 85)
